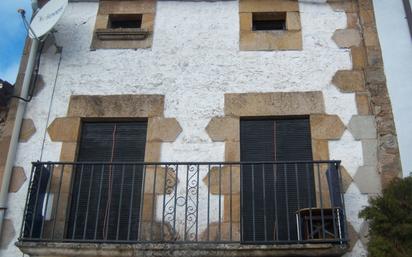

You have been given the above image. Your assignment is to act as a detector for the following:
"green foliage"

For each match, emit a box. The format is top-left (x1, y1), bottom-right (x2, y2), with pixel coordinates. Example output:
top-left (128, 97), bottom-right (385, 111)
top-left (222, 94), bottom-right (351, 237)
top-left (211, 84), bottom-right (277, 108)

top-left (359, 177), bottom-right (412, 257)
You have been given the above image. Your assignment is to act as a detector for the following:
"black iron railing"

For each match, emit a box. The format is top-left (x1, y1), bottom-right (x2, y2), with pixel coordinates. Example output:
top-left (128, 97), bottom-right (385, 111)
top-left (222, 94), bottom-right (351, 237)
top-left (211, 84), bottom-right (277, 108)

top-left (19, 161), bottom-right (347, 245)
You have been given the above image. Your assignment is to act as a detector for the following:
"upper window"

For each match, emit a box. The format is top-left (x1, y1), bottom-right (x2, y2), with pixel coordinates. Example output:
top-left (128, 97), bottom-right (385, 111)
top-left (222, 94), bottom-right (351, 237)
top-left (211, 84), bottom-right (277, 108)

top-left (239, 0), bottom-right (302, 51)
top-left (252, 12), bottom-right (286, 31)
top-left (91, 0), bottom-right (156, 50)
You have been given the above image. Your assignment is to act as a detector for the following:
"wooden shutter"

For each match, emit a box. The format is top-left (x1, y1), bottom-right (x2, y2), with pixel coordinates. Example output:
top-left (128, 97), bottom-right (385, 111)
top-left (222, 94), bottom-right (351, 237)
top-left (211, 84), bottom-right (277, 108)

top-left (66, 121), bottom-right (147, 241)
top-left (240, 117), bottom-right (315, 242)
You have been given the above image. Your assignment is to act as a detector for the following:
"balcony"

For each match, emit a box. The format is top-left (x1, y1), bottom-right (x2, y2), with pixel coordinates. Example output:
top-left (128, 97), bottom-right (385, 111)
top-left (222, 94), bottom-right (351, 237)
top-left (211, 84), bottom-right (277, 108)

top-left (17, 161), bottom-right (348, 257)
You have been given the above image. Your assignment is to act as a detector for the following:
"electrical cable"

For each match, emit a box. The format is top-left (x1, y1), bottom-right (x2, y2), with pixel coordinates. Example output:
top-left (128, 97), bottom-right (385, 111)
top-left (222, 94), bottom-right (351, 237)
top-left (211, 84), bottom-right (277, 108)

top-left (39, 41), bottom-right (63, 161)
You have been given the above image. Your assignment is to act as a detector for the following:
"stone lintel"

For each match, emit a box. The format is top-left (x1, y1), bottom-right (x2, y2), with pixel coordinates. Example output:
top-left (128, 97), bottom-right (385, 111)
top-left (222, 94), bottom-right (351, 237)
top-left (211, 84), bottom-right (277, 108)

top-left (67, 95), bottom-right (164, 118)
top-left (224, 92), bottom-right (325, 117)
top-left (239, 0), bottom-right (299, 13)
top-left (99, 0), bottom-right (156, 15)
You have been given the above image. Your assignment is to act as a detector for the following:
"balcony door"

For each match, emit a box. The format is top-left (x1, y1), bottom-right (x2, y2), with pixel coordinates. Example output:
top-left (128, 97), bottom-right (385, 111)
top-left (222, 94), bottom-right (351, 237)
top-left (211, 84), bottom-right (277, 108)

top-left (66, 121), bottom-right (147, 241)
top-left (240, 117), bottom-right (316, 243)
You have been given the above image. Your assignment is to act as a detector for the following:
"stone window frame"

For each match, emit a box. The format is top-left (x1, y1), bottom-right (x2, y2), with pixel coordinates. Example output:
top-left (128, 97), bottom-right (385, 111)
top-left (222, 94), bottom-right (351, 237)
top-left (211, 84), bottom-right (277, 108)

top-left (91, 0), bottom-right (156, 50)
top-left (44, 94), bottom-right (182, 240)
top-left (204, 92), bottom-right (353, 246)
top-left (239, 0), bottom-right (302, 51)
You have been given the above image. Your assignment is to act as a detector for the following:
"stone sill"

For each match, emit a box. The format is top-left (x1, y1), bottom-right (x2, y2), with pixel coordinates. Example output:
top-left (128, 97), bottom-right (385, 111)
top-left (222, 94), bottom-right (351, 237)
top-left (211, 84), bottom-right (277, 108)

top-left (95, 29), bottom-right (149, 41)
top-left (16, 241), bottom-right (348, 257)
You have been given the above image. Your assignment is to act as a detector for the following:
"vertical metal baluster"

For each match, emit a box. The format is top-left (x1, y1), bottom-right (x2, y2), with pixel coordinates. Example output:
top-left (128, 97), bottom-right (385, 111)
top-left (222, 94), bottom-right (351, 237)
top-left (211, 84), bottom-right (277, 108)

top-left (20, 163), bottom-right (36, 239)
top-left (29, 164), bottom-right (44, 238)
top-left (229, 164), bottom-right (233, 241)
top-left (218, 164), bottom-right (222, 242)
top-left (104, 163), bottom-right (115, 241)
top-left (40, 164), bottom-right (53, 239)
top-left (94, 164), bottom-right (105, 240)
top-left (138, 164), bottom-right (147, 241)
top-left (294, 163), bottom-right (300, 242)
top-left (317, 163), bottom-right (325, 239)
top-left (72, 164), bottom-right (84, 239)
top-left (161, 165), bottom-right (168, 241)
top-left (337, 162), bottom-right (347, 243)
top-left (116, 165), bottom-right (126, 240)
top-left (195, 164), bottom-right (200, 242)
top-left (207, 164), bottom-right (210, 241)
top-left (295, 163), bottom-right (300, 211)
top-left (284, 163), bottom-right (290, 241)
top-left (330, 164), bottom-right (338, 240)
top-left (127, 165), bottom-right (136, 241)
top-left (251, 164), bottom-right (256, 242)
top-left (262, 163), bottom-right (267, 242)
top-left (306, 163), bottom-right (314, 240)
top-left (51, 164), bottom-right (64, 240)
top-left (273, 163), bottom-right (278, 241)
top-left (150, 165), bottom-right (157, 241)
top-left (184, 165), bottom-right (190, 241)
top-left (240, 163), bottom-right (244, 242)
top-left (83, 165), bottom-right (95, 240)
top-left (172, 165), bottom-right (179, 238)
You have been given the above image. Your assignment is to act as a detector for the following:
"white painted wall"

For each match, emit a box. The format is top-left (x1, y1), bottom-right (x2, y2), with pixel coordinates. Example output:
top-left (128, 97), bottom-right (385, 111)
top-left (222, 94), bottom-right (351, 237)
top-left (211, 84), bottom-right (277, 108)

top-left (373, 0), bottom-right (412, 177)
top-left (1, 1), bottom-right (368, 256)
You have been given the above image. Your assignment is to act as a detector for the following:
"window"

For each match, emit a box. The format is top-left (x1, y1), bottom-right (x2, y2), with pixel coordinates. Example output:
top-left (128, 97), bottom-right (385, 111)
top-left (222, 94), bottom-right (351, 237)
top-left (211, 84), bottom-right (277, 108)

top-left (240, 117), bottom-right (315, 242)
top-left (91, 0), bottom-right (156, 49)
top-left (108, 14), bottom-right (142, 29)
top-left (66, 121), bottom-right (147, 241)
top-left (252, 12), bottom-right (286, 31)
top-left (239, 0), bottom-right (302, 51)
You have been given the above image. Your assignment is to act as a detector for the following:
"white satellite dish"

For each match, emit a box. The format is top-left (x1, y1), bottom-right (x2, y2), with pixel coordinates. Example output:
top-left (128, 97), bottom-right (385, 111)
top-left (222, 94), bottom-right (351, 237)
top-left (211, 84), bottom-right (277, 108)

top-left (29, 0), bottom-right (68, 39)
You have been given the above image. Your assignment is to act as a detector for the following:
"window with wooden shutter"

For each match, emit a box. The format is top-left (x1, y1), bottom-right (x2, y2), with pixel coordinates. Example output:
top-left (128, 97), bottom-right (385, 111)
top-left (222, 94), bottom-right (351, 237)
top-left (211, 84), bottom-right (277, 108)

top-left (66, 121), bottom-right (147, 241)
top-left (240, 117), bottom-right (316, 243)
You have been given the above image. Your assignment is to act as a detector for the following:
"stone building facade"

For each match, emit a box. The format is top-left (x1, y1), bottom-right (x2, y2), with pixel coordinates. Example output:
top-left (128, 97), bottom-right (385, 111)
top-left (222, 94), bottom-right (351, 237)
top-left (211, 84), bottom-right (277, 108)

top-left (0, 0), bottom-right (402, 256)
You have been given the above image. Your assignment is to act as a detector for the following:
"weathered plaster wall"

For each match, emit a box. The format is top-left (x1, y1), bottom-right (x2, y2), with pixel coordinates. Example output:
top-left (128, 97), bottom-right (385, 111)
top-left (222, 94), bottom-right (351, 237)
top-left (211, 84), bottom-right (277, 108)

top-left (0, 1), bottom-right (375, 256)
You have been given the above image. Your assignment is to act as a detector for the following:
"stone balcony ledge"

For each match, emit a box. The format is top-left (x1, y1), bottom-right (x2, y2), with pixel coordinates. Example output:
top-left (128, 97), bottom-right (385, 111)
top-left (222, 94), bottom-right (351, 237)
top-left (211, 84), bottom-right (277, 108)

top-left (16, 241), bottom-right (348, 257)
